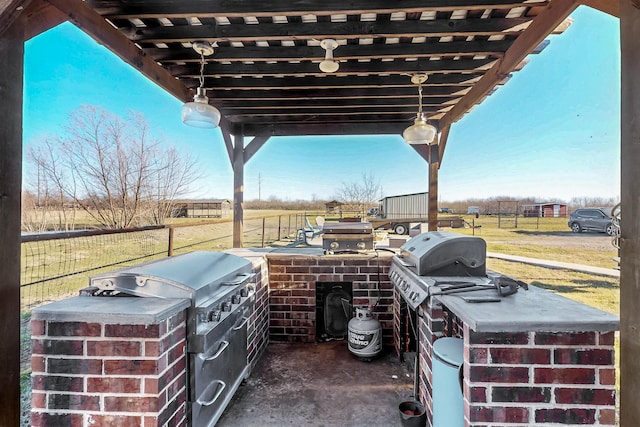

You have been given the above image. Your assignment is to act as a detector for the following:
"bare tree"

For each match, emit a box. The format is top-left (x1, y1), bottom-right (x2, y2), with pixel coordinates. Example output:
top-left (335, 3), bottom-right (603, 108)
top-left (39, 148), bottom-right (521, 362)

top-left (336, 172), bottom-right (381, 216)
top-left (26, 106), bottom-right (201, 229)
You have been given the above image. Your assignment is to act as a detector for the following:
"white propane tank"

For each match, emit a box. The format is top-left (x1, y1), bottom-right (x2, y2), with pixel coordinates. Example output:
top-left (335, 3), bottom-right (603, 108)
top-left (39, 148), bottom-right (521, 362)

top-left (348, 307), bottom-right (382, 360)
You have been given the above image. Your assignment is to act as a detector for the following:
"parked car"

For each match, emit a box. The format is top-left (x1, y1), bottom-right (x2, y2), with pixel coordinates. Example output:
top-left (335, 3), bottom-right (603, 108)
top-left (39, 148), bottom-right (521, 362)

top-left (568, 207), bottom-right (615, 235)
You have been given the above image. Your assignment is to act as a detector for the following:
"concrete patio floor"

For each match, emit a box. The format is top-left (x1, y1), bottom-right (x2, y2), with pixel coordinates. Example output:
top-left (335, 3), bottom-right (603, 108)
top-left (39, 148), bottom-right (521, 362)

top-left (217, 341), bottom-right (416, 426)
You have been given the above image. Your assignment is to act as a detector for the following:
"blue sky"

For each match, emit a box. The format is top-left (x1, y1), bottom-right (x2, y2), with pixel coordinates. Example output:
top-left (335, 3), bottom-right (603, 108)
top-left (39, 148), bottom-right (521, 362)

top-left (23, 6), bottom-right (620, 203)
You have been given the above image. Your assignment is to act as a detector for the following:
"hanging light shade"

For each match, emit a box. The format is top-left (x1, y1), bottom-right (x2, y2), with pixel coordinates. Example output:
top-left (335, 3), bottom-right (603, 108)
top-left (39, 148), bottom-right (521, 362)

top-left (403, 113), bottom-right (437, 144)
top-left (182, 87), bottom-right (221, 128)
top-left (319, 39), bottom-right (339, 73)
top-left (403, 74), bottom-right (437, 145)
top-left (182, 41), bottom-right (221, 128)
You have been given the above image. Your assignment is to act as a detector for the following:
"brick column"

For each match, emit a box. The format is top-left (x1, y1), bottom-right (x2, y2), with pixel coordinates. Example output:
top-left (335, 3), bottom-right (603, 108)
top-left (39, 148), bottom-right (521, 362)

top-left (30, 298), bottom-right (189, 426)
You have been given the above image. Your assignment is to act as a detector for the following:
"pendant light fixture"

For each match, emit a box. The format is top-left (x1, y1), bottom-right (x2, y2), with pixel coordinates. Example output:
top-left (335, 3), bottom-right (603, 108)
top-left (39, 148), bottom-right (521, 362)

top-left (403, 74), bottom-right (437, 144)
top-left (182, 41), bottom-right (221, 128)
top-left (319, 39), bottom-right (339, 73)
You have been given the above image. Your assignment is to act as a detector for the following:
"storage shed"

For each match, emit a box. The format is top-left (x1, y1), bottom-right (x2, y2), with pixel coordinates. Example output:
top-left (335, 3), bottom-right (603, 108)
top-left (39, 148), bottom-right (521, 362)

top-left (379, 192), bottom-right (429, 220)
top-left (325, 200), bottom-right (343, 214)
top-left (172, 199), bottom-right (231, 218)
top-left (522, 202), bottom-right (568, 218)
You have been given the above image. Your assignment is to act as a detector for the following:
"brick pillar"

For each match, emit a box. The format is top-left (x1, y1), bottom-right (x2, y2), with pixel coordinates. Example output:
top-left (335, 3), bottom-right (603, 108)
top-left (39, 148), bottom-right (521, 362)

top-left (30, 298), bottom-right (189, 426)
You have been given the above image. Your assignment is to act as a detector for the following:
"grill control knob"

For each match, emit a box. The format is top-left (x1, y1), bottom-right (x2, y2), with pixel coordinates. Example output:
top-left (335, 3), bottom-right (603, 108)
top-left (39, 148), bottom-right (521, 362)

top-left (208, 310), bottom-right (221, 322)
top-left (240, 288), bottom-right (248, 298)
top-left (232, 294), bottom-right (241, 304)
top-left (222, 302), bottom-right (231, 312)
top-left (412, 292), bottom-right (420, 302)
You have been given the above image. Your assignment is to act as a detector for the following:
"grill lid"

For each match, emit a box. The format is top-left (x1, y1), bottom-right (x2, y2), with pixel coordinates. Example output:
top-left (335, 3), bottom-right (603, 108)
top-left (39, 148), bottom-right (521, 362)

top-left (322, 222), bottom-right (373, 234)
top-left (398, 231), bottom-right (486, 276)
top-left (89, 251), bottom-right (252, 306)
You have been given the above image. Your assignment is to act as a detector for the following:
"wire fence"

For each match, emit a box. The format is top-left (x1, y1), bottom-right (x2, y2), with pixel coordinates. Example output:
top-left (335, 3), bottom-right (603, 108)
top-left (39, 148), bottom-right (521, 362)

top-left (19, 212), bottom-right (318, 311)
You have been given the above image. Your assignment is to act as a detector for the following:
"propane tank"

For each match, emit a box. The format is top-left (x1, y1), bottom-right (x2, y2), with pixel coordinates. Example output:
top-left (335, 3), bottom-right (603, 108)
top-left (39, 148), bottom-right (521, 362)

top-left (348, 306), bottom-right (382, 360)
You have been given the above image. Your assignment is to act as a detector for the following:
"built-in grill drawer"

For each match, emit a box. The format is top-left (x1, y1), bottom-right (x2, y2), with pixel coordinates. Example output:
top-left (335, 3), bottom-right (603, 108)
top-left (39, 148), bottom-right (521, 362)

top-left (190, 303), bottom-right (251, 426)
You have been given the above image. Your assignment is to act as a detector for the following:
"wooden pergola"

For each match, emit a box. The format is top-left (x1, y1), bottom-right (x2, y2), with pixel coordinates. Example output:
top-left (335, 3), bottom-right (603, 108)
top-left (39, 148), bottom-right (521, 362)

top-left (0, 0), bottom-right (636, 425)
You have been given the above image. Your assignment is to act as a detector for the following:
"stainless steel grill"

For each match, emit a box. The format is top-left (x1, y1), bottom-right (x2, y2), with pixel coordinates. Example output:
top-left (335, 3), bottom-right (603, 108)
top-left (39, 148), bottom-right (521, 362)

top-left (389, 231), bottom-right (487, 309)
top-left (322, 221), bottom-right (374, 252)
top-left (82, 251), bottom-right (255, 427)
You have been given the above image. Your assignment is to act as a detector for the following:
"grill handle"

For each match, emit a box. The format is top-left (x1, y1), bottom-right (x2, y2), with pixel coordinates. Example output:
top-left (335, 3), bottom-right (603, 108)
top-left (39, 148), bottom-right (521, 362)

top-left (196, 380), bottom-right (226, 406)
top-left (199, 340), bottom-right (229, 361)
top-left (396, 258), bottom-right (415, 268)
top-left (233, 316), bottom-right (249, 331)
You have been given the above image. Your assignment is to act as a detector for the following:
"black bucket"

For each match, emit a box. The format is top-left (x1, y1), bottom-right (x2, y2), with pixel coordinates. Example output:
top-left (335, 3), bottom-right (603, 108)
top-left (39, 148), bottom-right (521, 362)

top-left (398, 401), bottom-right (427, 427)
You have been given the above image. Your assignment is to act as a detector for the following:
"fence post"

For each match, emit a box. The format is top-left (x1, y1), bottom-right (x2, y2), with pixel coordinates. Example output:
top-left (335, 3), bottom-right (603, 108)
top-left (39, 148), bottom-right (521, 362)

top-left (168, 226), bottom-right (174, 256)
top-left (278, 215), bottom-right (282, 241)
top-left (261, 217), bottom-right (266, 248)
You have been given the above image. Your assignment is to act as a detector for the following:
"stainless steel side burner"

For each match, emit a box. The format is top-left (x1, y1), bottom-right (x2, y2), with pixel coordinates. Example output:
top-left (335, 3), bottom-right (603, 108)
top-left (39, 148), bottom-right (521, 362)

top-left (82, 251), bottom-right (256, 427)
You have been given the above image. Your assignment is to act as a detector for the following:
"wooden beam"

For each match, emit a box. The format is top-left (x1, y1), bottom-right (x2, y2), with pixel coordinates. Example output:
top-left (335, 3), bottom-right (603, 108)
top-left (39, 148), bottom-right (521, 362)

top-left (619, 1), bottom-right (640, 425)
top-left (232, 132), bottom-right (244, 248)
top-left (219, 118), bottom-right (235, 166)
top-left (217, 96), bottom-right (456, 109)
top-left (580, 0), bottom-right (620, 17)
top-left (128, 18), bottom-right (532, 44)
top-left (22, 0), bottom-right (66, 40)
top-left (243, 136), bottom-right (269, 164)
top-left (172, 57), bottom-right (497, 79)
top-left (437, 125), bottom-right (451, 167)
top-left (0, 16), bottom-right (24, 427)
top-left (88, 0), bottom-right (547, 19)
top-left (0, 0), bottom-right (31, 37)
top-left (439, 0), bottom-right (580, 130)
top-left (198, 73), bottom-right (484, 91)
top-left (45, 0), bottom-right (192, 103)
top-left (87, 0), bottom-right (549, 18)
top-left (145, 39), bottom-right (512, 63)
top-left (411, 144), bottom-right (431, 163)
top-left (235, 121), bottom-right (407, 137)
top-left (206, 86), bottom-right (471, 100)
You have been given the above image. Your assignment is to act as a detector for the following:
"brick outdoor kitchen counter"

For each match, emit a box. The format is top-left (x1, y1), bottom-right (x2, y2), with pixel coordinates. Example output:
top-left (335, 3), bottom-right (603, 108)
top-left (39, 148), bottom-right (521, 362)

top-left (419, 284), bottom-right (620, 426)
top-left (29, 247), bottom-right (620, 426)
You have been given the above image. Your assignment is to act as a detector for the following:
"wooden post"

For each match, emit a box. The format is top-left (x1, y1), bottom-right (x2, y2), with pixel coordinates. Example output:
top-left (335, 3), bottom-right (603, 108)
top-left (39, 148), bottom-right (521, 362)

top-left (428, 159), bottom-right (439, 231)
top-left (0, 18), bottom-right (24, 426)
top-left (167, 226), bottom-right (174, 256)
top-left (620, 1), bottom-right (640, 424)
top-left (428, 128), bottom-right (448, 232)
top-left (232, 133), bottom-right (244, 248)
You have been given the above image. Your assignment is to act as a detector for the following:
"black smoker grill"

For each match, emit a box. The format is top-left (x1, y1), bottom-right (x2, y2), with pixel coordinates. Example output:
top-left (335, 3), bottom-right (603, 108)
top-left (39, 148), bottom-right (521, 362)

top-left (82, 251), bottom-right (255, 427)
top-left (322, 221), bottom-right (374, 252)
top-left (389, 231), bottom-right (487, 309)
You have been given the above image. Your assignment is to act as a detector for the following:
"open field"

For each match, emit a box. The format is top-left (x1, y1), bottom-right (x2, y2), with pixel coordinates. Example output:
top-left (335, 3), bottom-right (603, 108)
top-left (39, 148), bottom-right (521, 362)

top-left (454, 215), bottom-right (619, 269)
